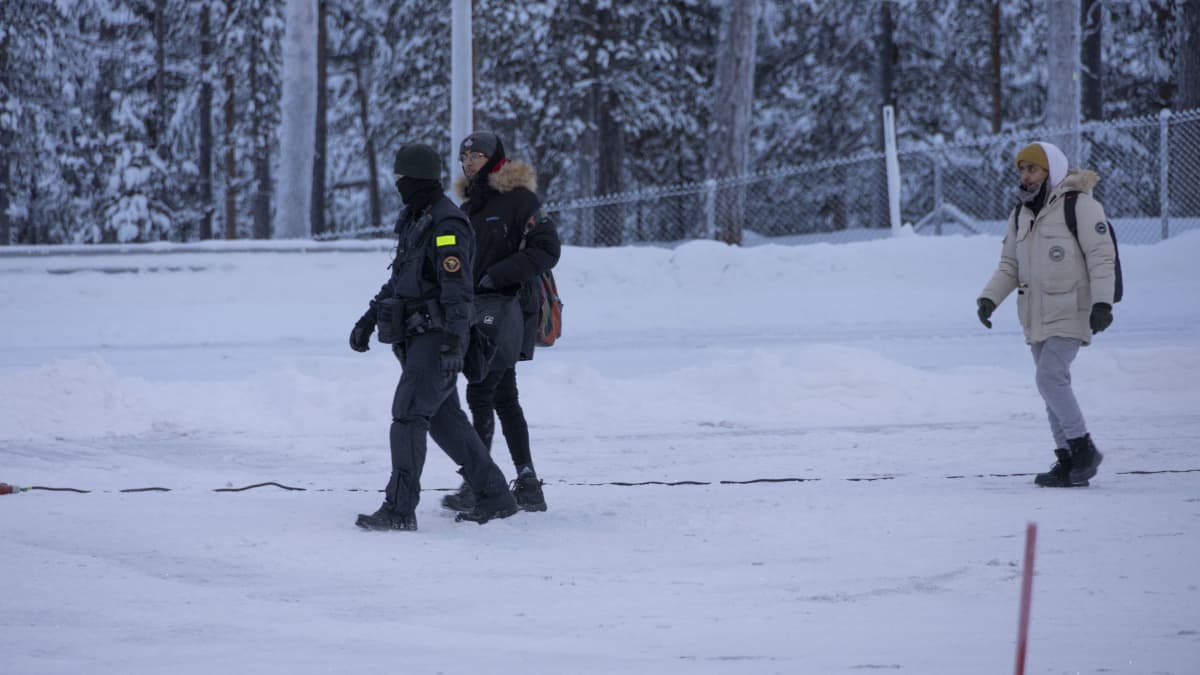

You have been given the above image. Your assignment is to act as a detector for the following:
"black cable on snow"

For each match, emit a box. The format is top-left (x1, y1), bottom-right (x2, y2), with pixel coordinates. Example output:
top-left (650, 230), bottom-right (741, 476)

top-left (2, 467), bottom-right (1198, 496)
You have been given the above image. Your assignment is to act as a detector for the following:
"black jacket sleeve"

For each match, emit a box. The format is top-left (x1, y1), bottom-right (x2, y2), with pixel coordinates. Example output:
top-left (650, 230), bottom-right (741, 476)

top-left (430, 200), bottom-right (476, 342)
top-left (485, 195), bottom-right (562, 289)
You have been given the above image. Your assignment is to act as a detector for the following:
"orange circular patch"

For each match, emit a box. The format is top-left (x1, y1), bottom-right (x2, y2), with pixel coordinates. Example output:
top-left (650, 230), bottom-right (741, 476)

top-left (442, 256), bottom-right (461, 273)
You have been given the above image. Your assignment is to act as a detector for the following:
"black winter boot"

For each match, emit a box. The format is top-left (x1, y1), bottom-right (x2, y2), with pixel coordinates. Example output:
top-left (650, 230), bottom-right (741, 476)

top-left (455, 489), bottom-right (519, 524)
top-left (440, 480), bottom-right (475, 513)
top-left (1035, 449), bottom-right (1089, 488)
top-left (511, 471), bottom-right (547, 512)
top-left (1067, 434), bottom-right (1103, 485)
top-left (356, 502), bottom-right (418, 531)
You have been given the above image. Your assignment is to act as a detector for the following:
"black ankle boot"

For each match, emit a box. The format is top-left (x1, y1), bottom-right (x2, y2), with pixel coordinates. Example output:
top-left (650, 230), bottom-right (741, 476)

top-left (441, 481), bottom-right (475, 513)
top-left (455, 489), bottom-right (519, 524)
top-left (356, 502), bottom-right (418, 531)
top-left (1034, 448), bottom-right (1092, 487)
top-left (512, 473), bottom-right (547, 512)
top-left (1067, 434), bottom-right (1103, 485)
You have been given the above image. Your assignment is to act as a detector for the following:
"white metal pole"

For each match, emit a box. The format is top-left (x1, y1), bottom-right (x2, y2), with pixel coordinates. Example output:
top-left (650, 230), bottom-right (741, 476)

top-left (1160, 108), bottom-right (1171, 241)
top-left (449, 0), bottom-right (472, 187)
top-left (883, 105), bottom-right (902, 235)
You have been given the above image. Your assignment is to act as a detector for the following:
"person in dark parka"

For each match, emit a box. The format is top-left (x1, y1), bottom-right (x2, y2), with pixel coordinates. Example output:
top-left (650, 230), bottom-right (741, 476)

top-left (349, 143), bottom-right (519, 530)
top-left (441, 131), bottom-right (561, 513)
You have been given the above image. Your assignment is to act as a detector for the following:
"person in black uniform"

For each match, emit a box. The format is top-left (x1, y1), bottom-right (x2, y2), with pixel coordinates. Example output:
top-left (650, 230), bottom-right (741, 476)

top-left (441, 131), bottom-right (561, 514)
top-left (349, 143), bottom-right (519, 530)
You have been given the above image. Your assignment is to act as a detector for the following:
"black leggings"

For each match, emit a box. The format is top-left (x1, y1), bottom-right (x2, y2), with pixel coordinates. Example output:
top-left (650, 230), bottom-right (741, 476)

top-left (465, 366), bottom-right (533, 471)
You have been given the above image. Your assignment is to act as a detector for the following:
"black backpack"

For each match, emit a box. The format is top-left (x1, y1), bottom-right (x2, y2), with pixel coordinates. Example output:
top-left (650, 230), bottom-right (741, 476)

top-left (1062, 191), bottom-right (1124, 303)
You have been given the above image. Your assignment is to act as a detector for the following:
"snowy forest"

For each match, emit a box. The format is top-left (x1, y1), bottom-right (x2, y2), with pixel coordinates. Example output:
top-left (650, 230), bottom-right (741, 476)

top-left (1, 0), bottom-right (1198, 246)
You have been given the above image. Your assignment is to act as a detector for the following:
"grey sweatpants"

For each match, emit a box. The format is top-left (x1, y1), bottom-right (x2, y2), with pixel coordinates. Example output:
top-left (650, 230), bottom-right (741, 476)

top-left (1029, 336), bottom-right (1088, 448)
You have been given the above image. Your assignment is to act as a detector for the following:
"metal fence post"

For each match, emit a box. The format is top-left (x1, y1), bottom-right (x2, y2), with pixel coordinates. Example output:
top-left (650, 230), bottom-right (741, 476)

top-left (933, 152), bottom-right (944, 236)
top-left (1159, 108), bottom-right (1171, 241)
top-left (704, 178), bottom-right (718, 240)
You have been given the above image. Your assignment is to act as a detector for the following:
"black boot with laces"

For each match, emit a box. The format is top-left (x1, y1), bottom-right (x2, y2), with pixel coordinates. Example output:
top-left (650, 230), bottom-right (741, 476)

top-left (454, 492), bottom-right (519, 524)
top-left (356, 502), bottom-right (418, 531)
top-left (512, 472), bottom-right (547, 512)
top-left (1034, 448), bottom-right (1088, 488)
top-left (440, 481), bottom-right (475, 513)
top-left (1067, 434), bottom-right (1104, 485)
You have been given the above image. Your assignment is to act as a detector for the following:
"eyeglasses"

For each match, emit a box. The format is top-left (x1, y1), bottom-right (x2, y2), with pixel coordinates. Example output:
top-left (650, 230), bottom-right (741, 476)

top-left (459, 151), bottom-right (488, 163)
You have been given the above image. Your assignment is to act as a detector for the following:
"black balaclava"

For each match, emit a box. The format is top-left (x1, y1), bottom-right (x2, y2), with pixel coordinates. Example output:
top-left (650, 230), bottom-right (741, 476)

top-left (395, 176), bottom-right (442, 213)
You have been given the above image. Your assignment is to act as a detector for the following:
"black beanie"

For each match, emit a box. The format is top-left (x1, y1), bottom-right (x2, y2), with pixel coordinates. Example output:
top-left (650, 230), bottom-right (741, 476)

top-left (459, 131), bottom-right (504, 160)
top-left (392, 144), bottom-right (442, 180)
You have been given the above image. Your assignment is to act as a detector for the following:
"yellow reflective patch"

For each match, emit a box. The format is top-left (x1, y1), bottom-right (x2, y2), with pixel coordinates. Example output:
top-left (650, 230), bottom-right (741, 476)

top-left (436, 234), bottom-right (457, 247)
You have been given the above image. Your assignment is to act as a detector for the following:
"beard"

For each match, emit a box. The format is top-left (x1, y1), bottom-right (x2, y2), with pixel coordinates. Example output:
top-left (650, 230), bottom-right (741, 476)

top-left (1016, 180), bottom-right (1045, 204)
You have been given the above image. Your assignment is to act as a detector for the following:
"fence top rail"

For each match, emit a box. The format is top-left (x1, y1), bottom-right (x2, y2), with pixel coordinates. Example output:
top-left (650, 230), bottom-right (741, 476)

top-left (897, 106), bottom-right (1200, 157)
top-left (546, 149), bottom-right (885, 212)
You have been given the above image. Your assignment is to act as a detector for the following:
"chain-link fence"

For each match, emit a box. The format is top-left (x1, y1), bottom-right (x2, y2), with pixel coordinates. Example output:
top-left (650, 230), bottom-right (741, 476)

top-left (546, 107), bottom-right (1200, 246)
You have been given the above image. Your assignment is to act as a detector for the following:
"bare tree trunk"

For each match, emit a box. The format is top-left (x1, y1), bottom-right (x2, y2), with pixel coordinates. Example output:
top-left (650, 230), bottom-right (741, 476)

top-left (873, 0), bottom-right (897, 229)
top-left (594, 6), bottom-right (623, 246)
top-left (199, 2), bottom-right (215, 240)
top-left (1046, 0), bottom-right (1081, 164)
top-left (223, 0), bottom-right (237, 240)
top-left (223, 71), bottom-right (237, 239)
top-left (709, 0), bottom-right (759, 245)
top-left (1172, 0), bottom-right (1200, 224)
top-left (250, 24), bottom-right (271, 240)
top-left (1179, 0), bottom-right (1200, 110)
top-left (0, 33), bottom-right (10, 245)
top-left (353, 50), bottom-right (381, 231)
top-left (596, 92), bottom-right (624, 245)
top-left (154, 0), bottom-right (167, 151)
top-left (311, 0), bottom-right (327, 236)
top-left (990, 0), bottom-right (1003, 133)
top-left (575, 2), bottom-right (599, 246)
top-left (1080, 0), bottom-right (1103, 121)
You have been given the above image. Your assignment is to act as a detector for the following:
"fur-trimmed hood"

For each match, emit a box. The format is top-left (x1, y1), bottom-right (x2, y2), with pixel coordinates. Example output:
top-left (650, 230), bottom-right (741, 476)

top-left (1054, 168), bottom-right (1101, 195)
top-left (452, 160), bottom-right (538, 200)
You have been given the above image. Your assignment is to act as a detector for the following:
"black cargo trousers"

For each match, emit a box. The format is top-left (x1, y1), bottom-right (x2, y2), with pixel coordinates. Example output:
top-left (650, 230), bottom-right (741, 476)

top-left (385, 331), bottom-right (511, 514)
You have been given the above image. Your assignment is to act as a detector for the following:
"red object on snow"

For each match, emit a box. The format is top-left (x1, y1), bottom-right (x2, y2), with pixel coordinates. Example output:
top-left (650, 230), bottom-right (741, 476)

top-left (0, 483), bottom-right (16, 495)
top-left (1014, 522), bottom-right (1038, 675)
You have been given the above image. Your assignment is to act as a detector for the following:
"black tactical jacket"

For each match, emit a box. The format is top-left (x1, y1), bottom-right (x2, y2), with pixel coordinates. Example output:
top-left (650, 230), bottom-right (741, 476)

top-left (373, 195), bottom-right (476, 343)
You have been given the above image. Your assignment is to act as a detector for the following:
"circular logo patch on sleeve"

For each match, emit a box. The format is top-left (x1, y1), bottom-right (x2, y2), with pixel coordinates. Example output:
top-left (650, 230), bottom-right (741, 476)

top-left (1049, 245), bottom-right (1066, 262)
top-left (1095, 222), bottom-right (1107, 235)
top-left (442, 255), bottom-right (462, 273)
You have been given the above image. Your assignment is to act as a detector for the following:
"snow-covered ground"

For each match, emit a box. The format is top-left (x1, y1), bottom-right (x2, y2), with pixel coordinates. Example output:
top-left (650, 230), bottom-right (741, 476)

top-left (2, 231), bottom-right (1199, 674)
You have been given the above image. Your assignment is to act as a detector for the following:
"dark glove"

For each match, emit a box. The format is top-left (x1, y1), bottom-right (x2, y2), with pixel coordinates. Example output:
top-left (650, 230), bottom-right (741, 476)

top-left (1089, 302), bottom-right (1113, 334)
top-left (439, 333), bottom-right (465, 378)
top-left (478, 274), bottom-right (496, 290)
top-left (349, 308), bottom-right (377, 353)
top-left (976, 298), bottom-right (996, 329)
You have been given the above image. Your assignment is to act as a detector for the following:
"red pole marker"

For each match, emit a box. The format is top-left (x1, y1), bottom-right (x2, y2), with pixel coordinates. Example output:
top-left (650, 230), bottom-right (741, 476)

top-left (1014, 522), bottom-right (1038, 675)
top-left (0, 483), bottom-right (17, 495)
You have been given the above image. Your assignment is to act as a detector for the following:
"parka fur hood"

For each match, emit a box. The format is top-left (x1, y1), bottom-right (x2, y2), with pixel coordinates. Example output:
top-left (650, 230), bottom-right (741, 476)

top-left (1054, 168), bottom-right (1100, 196)
top-left (453, 160), bottom-right (538, 200)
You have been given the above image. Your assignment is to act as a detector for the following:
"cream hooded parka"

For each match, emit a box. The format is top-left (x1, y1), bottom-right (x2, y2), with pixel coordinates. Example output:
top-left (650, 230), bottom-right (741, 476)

top-left (979, 142), bottom-right (1117, 346)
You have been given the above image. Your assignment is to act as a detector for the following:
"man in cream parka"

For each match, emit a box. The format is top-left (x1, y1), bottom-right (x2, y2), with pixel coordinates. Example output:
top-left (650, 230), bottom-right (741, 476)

top-left (977, 140), bottom-right (1117, 488)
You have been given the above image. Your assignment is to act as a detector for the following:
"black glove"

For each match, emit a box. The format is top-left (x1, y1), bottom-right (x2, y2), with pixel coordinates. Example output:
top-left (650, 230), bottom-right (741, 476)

top-left (976, 298), bottom-right (996, 329)
top-left (349, 307), bottom-right (377, 353)
top-left (439, 333), bottom-right (465, 378)
top-left (1089, 302), bottom-right (1113, 334)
